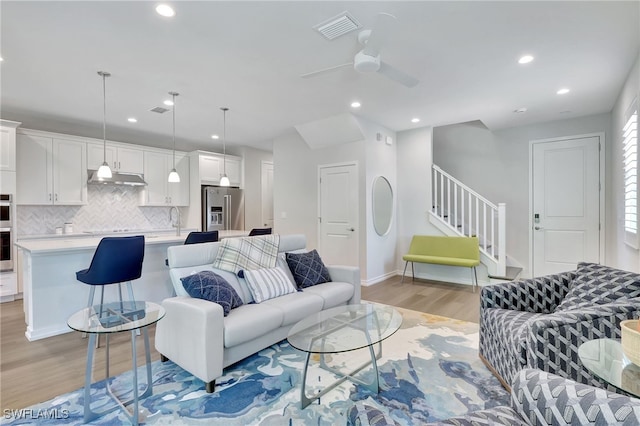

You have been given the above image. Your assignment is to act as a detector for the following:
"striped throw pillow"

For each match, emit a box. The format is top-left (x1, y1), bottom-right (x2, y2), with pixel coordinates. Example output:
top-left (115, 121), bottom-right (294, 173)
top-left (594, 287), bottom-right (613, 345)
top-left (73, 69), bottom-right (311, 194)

top-left (242, 267), bottom-right (297, 303)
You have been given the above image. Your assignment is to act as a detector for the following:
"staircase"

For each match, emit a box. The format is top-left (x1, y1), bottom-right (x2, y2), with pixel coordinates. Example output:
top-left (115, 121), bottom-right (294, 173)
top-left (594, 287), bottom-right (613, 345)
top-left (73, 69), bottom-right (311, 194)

top-left (431, 165), bottom-right (514, 278)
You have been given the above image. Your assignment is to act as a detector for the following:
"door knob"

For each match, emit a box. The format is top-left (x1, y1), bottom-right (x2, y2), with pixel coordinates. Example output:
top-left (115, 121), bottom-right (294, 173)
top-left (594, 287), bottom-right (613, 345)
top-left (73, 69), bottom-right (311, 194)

top-left (348, 228), bottom-right (355, 232)
top-left (534, 226), bottom-right (544, 230)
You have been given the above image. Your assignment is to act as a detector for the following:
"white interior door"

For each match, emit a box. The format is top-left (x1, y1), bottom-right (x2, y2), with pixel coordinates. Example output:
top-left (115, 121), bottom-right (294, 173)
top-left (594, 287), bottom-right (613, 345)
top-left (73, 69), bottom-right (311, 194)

top-left (532, 136), bottom-right (601, 276)
top-left (261, 161), bottom-right (274, 228)
top-left (319, 163), bottom-right (358, 267)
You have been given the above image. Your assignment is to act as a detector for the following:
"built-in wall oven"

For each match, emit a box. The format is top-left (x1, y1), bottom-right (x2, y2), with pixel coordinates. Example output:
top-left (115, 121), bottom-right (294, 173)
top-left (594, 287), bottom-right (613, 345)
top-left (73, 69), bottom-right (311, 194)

top-left (0, 194), bottom-right (13, 272)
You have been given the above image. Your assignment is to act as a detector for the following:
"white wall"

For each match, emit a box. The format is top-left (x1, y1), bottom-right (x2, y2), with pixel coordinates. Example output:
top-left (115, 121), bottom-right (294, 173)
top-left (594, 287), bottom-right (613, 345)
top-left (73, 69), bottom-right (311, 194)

top-left (610, 52), bottom-right (640, 272)
top-left (396, 126), bottom-right (440, 273)
top-left (359, 117), bottom-right (398, 285)
top-left (240, 146), bottom-right (273, 231)
top-left (272, 131), bottom-right (364, 253)
top-left (433, 113), bottom-right (612, 278)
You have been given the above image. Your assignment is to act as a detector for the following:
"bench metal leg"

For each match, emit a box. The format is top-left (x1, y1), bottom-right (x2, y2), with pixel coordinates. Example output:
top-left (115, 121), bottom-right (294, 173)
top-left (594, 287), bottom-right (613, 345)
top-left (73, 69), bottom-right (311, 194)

top-left (471, 266), bottom-right (478, 292)
top-left (401, 261), bottom-right (415, 284)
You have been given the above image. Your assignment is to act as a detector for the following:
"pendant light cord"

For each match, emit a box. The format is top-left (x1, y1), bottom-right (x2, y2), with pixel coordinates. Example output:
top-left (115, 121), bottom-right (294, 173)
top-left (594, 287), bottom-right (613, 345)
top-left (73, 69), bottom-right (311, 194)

top-left (221, 107), bottom-right (228, 174)
top-left (101, 72), bottom-right (107, 161)
top-left (172, 93), bottom-right (176, 169)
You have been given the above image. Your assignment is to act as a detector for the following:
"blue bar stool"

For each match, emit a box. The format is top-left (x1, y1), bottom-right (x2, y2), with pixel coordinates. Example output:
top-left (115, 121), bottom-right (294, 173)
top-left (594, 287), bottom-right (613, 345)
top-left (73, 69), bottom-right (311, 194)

top-left (248, 227), bottom-right (272, 236)
top-left (77, 236), bottom-right (145, 344)
top-left (184, 231), bottom-right (219, 245)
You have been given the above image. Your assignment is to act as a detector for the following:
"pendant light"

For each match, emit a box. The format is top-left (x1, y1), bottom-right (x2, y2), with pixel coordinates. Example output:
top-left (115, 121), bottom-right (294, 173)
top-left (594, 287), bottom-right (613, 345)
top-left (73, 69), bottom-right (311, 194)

top-left (219, 107), bottom-right (230, 187)
top-left (96, 71), bottom-right (112, 179)
top-left (167, 91), bottom-right (180, 183)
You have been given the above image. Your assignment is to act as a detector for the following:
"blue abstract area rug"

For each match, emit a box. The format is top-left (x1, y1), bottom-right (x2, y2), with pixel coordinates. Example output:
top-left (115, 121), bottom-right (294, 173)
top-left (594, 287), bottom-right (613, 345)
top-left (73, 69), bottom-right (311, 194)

top-left (3, 307), bottom-right (509, 425)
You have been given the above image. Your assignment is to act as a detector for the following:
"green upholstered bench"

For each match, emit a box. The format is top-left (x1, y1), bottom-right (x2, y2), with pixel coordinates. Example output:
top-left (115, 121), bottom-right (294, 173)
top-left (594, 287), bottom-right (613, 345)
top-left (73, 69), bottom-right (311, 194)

top-left (402, 235), bottom-right (480, 290)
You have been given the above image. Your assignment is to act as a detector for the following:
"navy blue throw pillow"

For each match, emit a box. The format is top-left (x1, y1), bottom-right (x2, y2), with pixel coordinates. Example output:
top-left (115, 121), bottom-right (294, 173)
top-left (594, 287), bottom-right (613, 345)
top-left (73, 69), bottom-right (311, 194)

top-left (180, 271), bottom-right (243, 316)
top-left (285, 250), bottom-right (331, 288)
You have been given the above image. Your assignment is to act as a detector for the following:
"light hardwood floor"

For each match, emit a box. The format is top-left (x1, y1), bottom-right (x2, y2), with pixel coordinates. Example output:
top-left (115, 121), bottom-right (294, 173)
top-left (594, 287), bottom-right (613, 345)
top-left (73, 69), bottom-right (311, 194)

top-left (0, 276), bottom-right (479, 410)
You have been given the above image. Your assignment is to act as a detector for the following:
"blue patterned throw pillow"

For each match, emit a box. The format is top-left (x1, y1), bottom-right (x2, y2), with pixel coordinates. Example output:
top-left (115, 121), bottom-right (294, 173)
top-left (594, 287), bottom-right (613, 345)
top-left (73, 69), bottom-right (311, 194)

top-left (180, 271), bottom-right (243, 316)
top-left (285, 249), bottom-right (331, 288)
top-left (555, 262), bottom-right (640, 312)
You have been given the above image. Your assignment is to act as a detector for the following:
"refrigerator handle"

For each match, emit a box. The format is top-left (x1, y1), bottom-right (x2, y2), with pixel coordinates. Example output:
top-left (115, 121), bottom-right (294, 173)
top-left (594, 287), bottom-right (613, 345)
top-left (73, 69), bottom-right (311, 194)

top-left (224, 194), bottom-right (230, 230)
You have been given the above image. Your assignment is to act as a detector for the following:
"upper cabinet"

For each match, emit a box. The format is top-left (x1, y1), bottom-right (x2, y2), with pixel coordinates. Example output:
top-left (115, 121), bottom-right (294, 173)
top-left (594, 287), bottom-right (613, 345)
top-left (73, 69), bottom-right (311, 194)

top-left (199, 152), bottom-right (242, 187)
top-left (87, 142), bottom-right (144, 174)
top-left (0, 120), bottom-right (20, 171)
top-left (17, 134), bottom-right (87, 205)
top-left (140, 150), bottom-right (189, 206)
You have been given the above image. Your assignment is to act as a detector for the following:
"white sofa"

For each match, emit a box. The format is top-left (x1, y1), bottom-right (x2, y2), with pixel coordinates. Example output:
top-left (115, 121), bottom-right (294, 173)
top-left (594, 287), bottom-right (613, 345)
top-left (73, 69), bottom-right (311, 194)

top-left (155, 234), bottom-right (361, 392)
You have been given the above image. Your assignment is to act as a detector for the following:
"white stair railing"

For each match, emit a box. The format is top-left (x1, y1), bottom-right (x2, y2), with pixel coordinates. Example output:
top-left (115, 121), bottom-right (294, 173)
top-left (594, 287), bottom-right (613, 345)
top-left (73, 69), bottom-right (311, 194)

top-left (431, 164), bottom-right (506, 276)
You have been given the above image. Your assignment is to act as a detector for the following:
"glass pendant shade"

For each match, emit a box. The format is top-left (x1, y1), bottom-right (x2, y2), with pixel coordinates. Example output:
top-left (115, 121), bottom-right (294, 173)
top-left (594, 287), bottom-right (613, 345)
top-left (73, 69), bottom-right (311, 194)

top-left (168, 168), bottom-right (180, 183)
top-left (168, 91), bottom-right (180, 183)
top-left (97, 162), bottom-right (112, 179)
top-left (219, 174), bottom-right (230, 187)
top-left (97, 71), bottom-right (112, 180)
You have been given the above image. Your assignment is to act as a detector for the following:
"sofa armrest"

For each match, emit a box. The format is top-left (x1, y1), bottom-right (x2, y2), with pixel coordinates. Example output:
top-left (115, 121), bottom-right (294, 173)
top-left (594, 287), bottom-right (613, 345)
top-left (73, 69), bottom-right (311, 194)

top-left (327, 265), bottom-right (361, 304)
top-left (511, 368), bottom-right (640, 425)
top-left (525, 299), bottom-right (640, 383)
top-left (481, 270), bottom-right (576, 314)
top-left (154, 296), bottom-right (225, 384)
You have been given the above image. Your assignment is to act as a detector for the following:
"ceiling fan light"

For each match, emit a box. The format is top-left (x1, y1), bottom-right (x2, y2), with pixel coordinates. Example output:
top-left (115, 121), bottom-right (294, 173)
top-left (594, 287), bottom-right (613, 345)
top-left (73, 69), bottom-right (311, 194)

top-left (219, 174), bottom-right (230, 187)
top-left (168, 168), bottom-right (180, 183)
top-left (97, 162), bottom-right (112, 179)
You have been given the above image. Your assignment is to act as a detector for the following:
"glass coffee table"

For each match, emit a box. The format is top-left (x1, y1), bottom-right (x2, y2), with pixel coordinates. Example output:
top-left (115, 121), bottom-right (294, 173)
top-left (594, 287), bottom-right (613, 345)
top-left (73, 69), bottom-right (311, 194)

top-left (67, 301), bottom-right (165, 425)
top-left (578, 338), bottom-right (640, 397)
top-left (287, 303), bottom-right (402, 408)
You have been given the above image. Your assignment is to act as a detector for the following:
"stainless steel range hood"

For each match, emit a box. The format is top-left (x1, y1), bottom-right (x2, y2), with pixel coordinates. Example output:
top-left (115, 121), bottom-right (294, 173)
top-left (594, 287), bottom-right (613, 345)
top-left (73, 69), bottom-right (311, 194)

top-left (88, 170), bottom-right (147, 186)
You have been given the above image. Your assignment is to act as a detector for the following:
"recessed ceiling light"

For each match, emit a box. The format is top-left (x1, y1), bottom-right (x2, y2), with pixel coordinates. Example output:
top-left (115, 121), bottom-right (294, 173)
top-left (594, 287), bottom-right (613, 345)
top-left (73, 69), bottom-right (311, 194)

top-left (351, 101), bottom-right (361, 108)
top-left (411, 118), bottom-right (420, 123)
top-left (163, 99), bottom-right (174, 106)
top-left (211, 134), bottom-right (219, 139)
top-left (127, 117), bottom-right (138, 123)
top-left (556, 88), bottom-right (570, 95)
top-left (514, 107), bottom-right (527, 113)
top-left (518, 55), bottom-right (534, 64)
top-left (155, 4), bottom-right (175, 17)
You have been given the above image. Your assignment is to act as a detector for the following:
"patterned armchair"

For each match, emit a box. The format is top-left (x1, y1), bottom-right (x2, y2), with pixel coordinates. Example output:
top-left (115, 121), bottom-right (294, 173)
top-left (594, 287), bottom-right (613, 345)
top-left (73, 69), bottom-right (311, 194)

top-left (350, 369), bottom-right (640, 425)
top-left (479, 263), bottom-right (640, 390)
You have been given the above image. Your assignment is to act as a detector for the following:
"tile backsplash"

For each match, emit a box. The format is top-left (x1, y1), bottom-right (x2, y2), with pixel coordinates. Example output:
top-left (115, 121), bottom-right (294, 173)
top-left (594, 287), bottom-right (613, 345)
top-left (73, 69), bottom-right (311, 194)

top-left (17, 185), bottom-right (184, 235)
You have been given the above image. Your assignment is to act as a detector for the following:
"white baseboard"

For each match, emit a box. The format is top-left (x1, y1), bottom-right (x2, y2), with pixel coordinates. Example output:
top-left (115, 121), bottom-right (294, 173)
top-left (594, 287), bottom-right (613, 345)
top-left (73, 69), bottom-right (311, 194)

top-left (362, 270), bottom-right (398, 287)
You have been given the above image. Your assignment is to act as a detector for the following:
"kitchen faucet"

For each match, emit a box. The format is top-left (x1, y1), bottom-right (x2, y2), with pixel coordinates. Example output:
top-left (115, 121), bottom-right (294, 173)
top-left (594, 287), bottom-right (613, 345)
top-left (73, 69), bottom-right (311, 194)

top-left (169, 206), bottom-right (181, 236)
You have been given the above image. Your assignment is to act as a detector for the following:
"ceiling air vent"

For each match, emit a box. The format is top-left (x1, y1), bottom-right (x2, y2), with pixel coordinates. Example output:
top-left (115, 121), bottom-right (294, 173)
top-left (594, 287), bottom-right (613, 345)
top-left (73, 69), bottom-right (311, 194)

top-left (314, 11), bottom-right (361, 40)
top-left (150, 106), bottom-right (170, 114)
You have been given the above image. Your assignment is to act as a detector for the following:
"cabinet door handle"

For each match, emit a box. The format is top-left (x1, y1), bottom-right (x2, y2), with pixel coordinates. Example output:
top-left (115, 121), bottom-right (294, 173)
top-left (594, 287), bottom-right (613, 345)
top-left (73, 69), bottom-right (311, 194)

top-left (118, 161), bottom-right (121, 169)
top-left (49, 193), bottom-right (52, 201)
top-left (55, 194), bottom-right (58, 202)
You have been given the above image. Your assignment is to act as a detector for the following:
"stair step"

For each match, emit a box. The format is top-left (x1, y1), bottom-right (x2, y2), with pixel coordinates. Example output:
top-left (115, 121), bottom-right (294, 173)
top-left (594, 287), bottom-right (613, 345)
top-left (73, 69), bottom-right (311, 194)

top-left (488, 266), bottom-right (523, 281)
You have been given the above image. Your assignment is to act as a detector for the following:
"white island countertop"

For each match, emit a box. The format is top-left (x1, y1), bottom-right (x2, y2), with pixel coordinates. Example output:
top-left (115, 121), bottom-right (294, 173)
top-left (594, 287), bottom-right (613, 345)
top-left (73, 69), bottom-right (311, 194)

top-left (15, 229), bottom-right (249, 254)
top-left (15, 229), bottom-right (249, 341)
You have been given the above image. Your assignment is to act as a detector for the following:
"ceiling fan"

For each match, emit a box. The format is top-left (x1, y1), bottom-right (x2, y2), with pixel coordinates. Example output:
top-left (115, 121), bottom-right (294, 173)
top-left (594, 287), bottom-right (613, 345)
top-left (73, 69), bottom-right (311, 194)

top-left (301, 13), bottom-right (419, 88)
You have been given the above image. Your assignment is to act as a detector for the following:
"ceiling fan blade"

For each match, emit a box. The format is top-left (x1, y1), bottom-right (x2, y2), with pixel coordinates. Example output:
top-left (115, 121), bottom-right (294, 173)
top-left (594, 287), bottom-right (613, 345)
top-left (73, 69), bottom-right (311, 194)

top-left (362, 13), bottom-right (396, 57)
top-left (379, 61), bottom-right (419, 88)
top-left (300, 62), bottom-right (354, 79)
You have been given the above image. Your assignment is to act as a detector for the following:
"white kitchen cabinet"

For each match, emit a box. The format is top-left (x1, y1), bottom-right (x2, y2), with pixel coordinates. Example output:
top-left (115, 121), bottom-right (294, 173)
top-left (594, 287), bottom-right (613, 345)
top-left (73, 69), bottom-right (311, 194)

top-left (17, 134), bottom-right (87, 205)
top-left (87, 143), bottom-right (144, 174)
top-left (140, 150), bottom-right (189, 206)
top-left (199, 153), bottom-right (242, 186)
top-left (0, 120), bottom-right (20, 171)
top-left (199, 155), bottom-right (221, 184)
top-left (225, 157), bottom-right (242, 186)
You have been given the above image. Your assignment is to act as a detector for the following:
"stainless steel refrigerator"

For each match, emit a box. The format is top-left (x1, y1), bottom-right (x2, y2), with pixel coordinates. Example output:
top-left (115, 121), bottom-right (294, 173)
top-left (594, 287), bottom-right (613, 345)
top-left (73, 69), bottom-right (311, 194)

top-left (202, 186), bottom-right (245, 231)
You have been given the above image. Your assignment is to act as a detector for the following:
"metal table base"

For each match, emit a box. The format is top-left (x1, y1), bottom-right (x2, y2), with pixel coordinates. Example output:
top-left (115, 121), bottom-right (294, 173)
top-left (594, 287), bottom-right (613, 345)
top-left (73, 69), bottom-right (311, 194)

top-left (83, 328), bottom-right (153, 425)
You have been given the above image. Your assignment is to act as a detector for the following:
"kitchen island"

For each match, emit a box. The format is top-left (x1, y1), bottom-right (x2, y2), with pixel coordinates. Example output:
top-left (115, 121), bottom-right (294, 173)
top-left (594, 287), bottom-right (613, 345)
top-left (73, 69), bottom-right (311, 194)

top-left (15, 229), bottom-right (248, 341)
